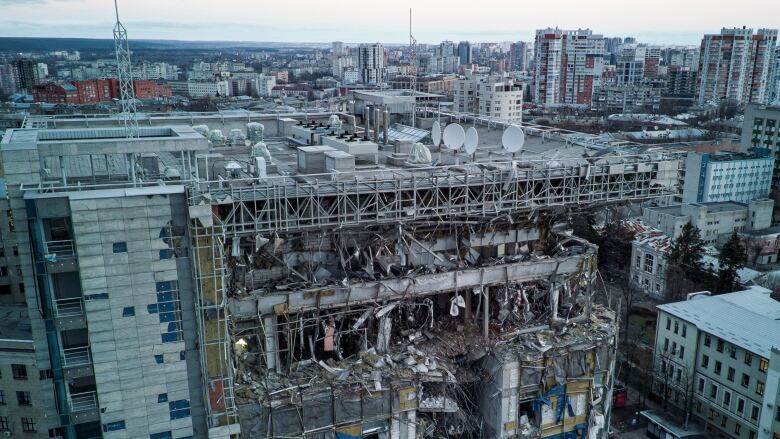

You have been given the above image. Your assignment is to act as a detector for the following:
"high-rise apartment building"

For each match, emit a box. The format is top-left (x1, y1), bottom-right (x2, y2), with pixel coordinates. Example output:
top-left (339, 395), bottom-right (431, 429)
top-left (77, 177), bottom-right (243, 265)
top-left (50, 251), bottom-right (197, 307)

top-left (15, 59), bottom-right (38, 93)
top-left (533, 28), bottom-right (605, 107)
top-left (457, 41), bottom-right (472, 66)
top-left (433, 41), bottom-right (458, 74)
top-left (509, 41), bottom-right (528, 71)
top-left (696, 27), bottom-right (778, 106)
top-left (769, 46), bottom-right (780, 105)
top-left (616, 44), bottom-right (646, 86)
top-left (357, 43), bottom-right (386, 85)
top-left (331, 41), bottom-right (345, 56)
top-left (0, 63), bottom-right (20, 95)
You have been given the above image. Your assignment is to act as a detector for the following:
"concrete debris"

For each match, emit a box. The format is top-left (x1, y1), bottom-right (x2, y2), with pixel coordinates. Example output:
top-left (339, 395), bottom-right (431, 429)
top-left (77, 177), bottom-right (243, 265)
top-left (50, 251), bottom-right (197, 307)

top-left (227, 223), bottom-right (615, 439)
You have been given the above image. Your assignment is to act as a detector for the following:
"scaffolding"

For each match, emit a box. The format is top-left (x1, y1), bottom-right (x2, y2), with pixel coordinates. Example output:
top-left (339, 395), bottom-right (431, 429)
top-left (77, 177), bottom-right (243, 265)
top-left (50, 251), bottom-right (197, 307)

top-left (190, 220), bottom-right (239, 433)
top-left (188, 155), bottom-right (678, 237)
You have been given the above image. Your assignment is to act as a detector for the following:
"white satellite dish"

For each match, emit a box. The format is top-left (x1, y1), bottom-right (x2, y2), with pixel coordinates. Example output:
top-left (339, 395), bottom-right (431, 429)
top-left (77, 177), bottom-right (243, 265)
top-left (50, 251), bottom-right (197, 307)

top-left (431, 121), bottom-right (442, 147)
top-left (442, 123), bottom-right (465, 151)
top-left (464, 127), bottom-right (478, 155)
top-left (502, 125), bottom-right (525, 153)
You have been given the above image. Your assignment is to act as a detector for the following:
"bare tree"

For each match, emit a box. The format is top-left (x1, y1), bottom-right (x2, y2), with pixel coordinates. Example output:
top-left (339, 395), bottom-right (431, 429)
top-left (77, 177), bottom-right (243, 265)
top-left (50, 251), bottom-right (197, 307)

top-left (651, 346), bottom-right (695, 424)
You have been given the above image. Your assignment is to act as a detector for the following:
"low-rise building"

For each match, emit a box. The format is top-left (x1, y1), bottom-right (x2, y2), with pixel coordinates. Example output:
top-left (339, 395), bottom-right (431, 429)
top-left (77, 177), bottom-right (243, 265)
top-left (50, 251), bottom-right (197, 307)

top-left (628, 221), bottom-right (761, 299)
top-left (271, 84), bottom-right (313, 99)
top-left (32, 82), bottom-right (79, 104)
top-left (628, 223), bottom-right (671, 299)
top-left (169, 80), bottom-right (230, 98)
top-left (653, 287), bottom-right (780, 439)
top-left (593, 84), bottom-right (662, 114)
top-left (682, 151), bottom-right (774, 204)
top-left (740, 225), bottom-right (780, 265)
top-left (454, 73), bottom-right (523, 121)
top-left (643, 199), bottom-right (773, 245)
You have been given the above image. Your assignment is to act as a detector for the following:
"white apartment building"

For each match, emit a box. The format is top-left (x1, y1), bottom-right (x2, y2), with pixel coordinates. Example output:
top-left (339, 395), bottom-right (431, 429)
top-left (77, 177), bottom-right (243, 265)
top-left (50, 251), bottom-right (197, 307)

top-left (533, 28), bottom-right (605, 107)
top-left (134, 62), bottom-right (180, 81)
top-left (652, 287), bottom-right (780, 439)
top-left (696, 28), bottom-right (778, 105)
top-left (169, 80), bottom-right (230, 98)
top-left (454, 73), bottom-right (523, 121)
top-left (615, 44), bottom-right (660, 85)
top-left (477, 78), bottom-right (523, 121)
top-left (343, 68), bottom-right (360, 85)
top-left (357, 43), bottom-right (386, 85)
top-left (682, 151), bottom-right (774, 204)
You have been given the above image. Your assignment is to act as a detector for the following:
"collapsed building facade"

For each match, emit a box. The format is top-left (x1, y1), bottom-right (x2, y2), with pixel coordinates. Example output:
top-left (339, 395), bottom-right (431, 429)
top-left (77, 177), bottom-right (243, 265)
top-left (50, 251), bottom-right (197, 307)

top-left (0, 111), bottom-right (679, 439)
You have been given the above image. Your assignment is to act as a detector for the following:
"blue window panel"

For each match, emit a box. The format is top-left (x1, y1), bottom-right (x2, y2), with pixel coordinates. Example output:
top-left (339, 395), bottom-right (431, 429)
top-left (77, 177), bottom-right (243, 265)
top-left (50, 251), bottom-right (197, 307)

top-left (158, 393), bottom-right (168, 403)
top-left (159, 227), bottom-right (170, 239)
top-left (150, 432), bottom-right (172, 439)
top-left (159, 249), bottom-right (174, 260)
top-left (159, 312), bottom-right (176, 323)
top-left (161, 332), bottom-right (181, 343)
top-left (157, 292), bottom-right (174, 303)
top-left (155, 281), bottom-right (173, 292)
top-left (180, 351), bottom-right (186, 361)
top-left (102, 421), bottom-right (126, 432)
top-left (112, 242), bottom-right (127, 253)
top-left (84, 293), bottom-right (109, 301)
top-left (147, 304), bottom-right (159, 314)
top-left (122, 306), bottom-right (135, 317)
top-left (167, 322), bottom-right (180, 333)
top-left (169, 400), bottom-right (190, 410)
top-left (170, 408), bottom-right (190, 420)
top-left (154, 354), bottom-right (164, 364)
top-left (158, 302), bottom-right (176, 313)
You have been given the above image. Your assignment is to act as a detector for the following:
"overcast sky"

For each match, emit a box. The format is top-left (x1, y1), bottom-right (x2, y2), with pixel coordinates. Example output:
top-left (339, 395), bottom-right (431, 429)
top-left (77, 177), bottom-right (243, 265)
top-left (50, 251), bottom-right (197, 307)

top-left (1, 0), bottom-right (778, 45)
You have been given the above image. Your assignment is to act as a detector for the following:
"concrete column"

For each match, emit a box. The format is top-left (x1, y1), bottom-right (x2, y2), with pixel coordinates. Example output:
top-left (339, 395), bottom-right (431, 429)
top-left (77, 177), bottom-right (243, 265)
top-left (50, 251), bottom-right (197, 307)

top-left (463, 289), bottom-right (472, 322)
top-left (374, 107), bottom-right (380, 143)
top-left (263, 315), bottom-right (279, 371)
top-left (483, 287), bottom-right (489, 341)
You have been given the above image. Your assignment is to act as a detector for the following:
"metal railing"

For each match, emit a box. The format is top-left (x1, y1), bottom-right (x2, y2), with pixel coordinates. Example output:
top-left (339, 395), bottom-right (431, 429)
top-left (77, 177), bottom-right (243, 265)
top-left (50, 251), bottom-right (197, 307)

top-left (44, 240), bottom-right (76, 261)
top-left (54, 297), bottom-right (84, 318)
top-left (62, 346), bottom-right (91, 368)
top-left (68, 391), bottom-right (97, 413)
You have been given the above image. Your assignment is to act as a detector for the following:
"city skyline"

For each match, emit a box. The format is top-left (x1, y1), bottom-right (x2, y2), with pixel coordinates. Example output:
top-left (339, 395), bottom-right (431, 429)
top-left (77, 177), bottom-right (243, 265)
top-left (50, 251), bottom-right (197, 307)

top-left (0, 0), bottom-right (778, 45)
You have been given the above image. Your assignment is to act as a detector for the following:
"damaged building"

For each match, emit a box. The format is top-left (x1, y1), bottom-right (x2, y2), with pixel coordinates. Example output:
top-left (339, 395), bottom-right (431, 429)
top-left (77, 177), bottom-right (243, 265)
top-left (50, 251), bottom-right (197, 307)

top-left (0, 111), bottom-right (679, 438)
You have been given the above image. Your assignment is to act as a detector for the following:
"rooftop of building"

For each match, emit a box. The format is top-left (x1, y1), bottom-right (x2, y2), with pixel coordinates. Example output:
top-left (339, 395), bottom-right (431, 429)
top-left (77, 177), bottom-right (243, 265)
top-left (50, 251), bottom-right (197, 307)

top-left (696, 201), bottom-right (749, 214)
top-left (740, 224), bottom-right (780, 237)
top-left (657, 286), bottom-right (780, 357)
top-left (699, 149), bottom-right (772, 162)
top-left (644, 200), bottom-right (749, 216)
top-left (1, 125), bottom-right (207, 151)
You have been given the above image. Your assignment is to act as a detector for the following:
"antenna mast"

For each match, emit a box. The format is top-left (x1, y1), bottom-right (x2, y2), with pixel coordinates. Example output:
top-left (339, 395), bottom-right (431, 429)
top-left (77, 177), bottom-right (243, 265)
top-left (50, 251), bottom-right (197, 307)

top-left (113, 0), bottom-right (138, 138)
top-left (409, 8), bottom-right (417, 128)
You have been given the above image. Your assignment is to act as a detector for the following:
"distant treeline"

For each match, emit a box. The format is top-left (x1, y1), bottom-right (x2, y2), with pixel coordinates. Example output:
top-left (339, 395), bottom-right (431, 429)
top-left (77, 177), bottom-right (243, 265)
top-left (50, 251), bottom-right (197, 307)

top-left (0, 37), bottom-right (328, 52)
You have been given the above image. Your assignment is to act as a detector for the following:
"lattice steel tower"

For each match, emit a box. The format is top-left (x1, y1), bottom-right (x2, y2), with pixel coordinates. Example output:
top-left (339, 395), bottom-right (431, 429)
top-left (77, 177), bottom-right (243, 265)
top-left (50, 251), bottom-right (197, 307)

top-left (113, 0), bottom-right (138, 138)
top-left (409, 8), bottom-right (417, 128)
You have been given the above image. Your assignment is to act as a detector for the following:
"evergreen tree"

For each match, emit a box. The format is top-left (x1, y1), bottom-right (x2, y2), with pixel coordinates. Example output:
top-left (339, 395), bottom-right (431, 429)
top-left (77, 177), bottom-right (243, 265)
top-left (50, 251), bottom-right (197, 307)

top-left (668, 221), bottom-right (705, 275)
top-left (717, 231), bottom-right (747, 294)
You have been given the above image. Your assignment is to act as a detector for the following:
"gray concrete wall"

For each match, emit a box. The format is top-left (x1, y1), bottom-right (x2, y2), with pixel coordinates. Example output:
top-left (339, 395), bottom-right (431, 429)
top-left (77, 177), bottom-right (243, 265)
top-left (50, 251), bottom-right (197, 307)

top-left (70, 191), bottom-right (195, 439)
